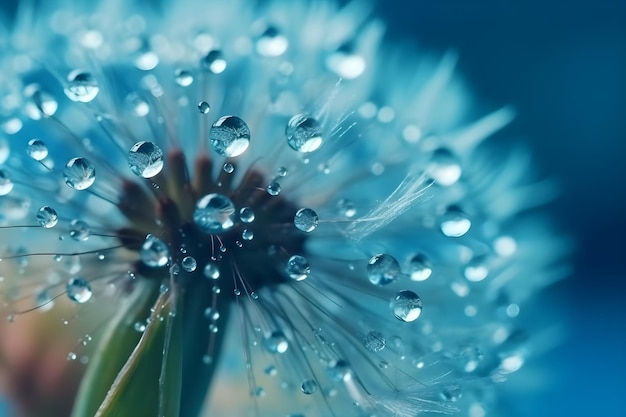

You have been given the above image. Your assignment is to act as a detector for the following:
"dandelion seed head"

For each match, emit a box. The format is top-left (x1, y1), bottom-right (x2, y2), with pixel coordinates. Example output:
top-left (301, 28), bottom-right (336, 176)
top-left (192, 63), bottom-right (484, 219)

top-left (0, 1), bottom-right (569, 417)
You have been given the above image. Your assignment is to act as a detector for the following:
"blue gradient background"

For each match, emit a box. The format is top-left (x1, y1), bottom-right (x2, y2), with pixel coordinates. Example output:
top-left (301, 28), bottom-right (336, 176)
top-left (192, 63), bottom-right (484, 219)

top-left (375, 1), bottom-right (625, 416)
top-left (1, 0), bottom-right (625, 416)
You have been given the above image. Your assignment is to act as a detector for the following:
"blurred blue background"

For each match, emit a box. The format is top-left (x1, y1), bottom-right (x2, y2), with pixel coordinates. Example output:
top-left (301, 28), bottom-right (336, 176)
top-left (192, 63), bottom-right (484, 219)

top-left (375, 1), bottom-right (625, 416)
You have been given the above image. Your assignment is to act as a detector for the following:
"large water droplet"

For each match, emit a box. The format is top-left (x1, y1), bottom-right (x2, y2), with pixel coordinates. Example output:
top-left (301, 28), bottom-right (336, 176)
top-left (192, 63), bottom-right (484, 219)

top-left (198, 101), bottom-right (211, 114)
top-left (285, 114), bottom-right (323, 153)
top-left (203, 263), bottom-right (220, 280)
top-left (239, 207), bottom-right (255, 223)
top-left (0, 169), bottom-right (14, 196)
top-left (390, 290), bottom-right (423, 322)
top-left (193, 193), bottom-right (235, 233)
top-left (428, 148), bottom-right (462, 186)
top-left (367, 254), bottom-right (400, 286)
top-left (128, 141), bottom-right (164, 178)
top-left (63, 157), bottom-right (95, 190)
top-left (174, 68), bottom-right (194, 87)
top-left (301, 379), bottom-right (318, 395)
top-left (209, 116), bottom-right (250, 157)
top-left (64, 70), bottom-right (99, 103)
top-left (69, 219), bottom-right (90, 241)
top-left (408, 254), bottom-right (432, 281)
top-left (440, 208), bottom-right (471, 237)
top-left (201, 50), bottom-right (227, 74)
top-left (264, 331), bottom-right (289, 353)
top-left (285, 255), bottom-right (310, 281)
top-left (181, 256), bottom-right (197, 272)
top-left (255, 26), bottom-right (289, 57)
top-left (294, 208), bottom-right (319, 232)
top-left (266, 181), bottom-right (281, 196)
top-left (140, 235), bottom-right (170, 267)
top-left (66, 278), bottom-right (92, 303)
top-left (27, 139), bottom-right (48, 161)
top-left (363, 330), bottom-right (386, 352)
top-left (36, 206), bottom-right (58, 228)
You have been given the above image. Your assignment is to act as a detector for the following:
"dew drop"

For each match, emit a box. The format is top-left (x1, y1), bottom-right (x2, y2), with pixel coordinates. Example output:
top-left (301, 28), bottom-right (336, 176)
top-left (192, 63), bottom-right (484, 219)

top-left (203, 263), bottom-right (220, 280)
top-left (27, 139), bottom-right (48, 161)
top-left (390, 290), bottom-right (423, 322)
top-left (255, 26), bottom-right (288, 57)
top-left (67, 352), bottom-right (77, 361)
top-left (201, 50), bottom-right (227, 74)
top-left (301, 379), bottom-right (318, 395)
top-left (277, 166), bottom-right (287, 177)
top-left (266, 181), bottom-right (281, 196)
top-left (66, 278), bottom-right (92, 303)
top-left (239, 207), bottom-right (255, 223)
top-left (134, 322), bottom-right (146, 332)
top-left (464, 257), bottom-right (489, 282)
top-left (440, 208), bottom-right (471, 237)
top-left (0, 169), bottom-right (14, 196)
top-left (439, 385), bottom-right (462, 402)
top-left (198, 101), bottom-right (211, 114)
top-left (193, 193), bottom-right (235, 234)
top-left (264, 331), bottom-right (289, 353)
top-left (140, 234), bottom-right (170, 267)
top-left (127, 93), bottom-right (150, 116)
top-left (338, 198), bottom-right (356, 218)
top-left (209, 116), bottom-right (250, 157)
top-left (174, 68), bottom-right (194, 87)
top-left (367, 254), bottom-right (400, 286)
top-left (128, 141), bottom-right (164, 178)
top-left (326, 44), bottom-right (366, 79)
top-left (36, 206), bottom-right (58, 228)
top-left (35, 289), bottom-right (54, 312)
top-left (363, 330), bottom-right (386, 352)
top-left (428, 148), bottom-right (462, 186)
top-left (264, 364), bottom-right (277, 376)
top-left (64, 70), bottom-right (99, 103)
top-left (69, 219), bottom-right (90, 241)
top-left (285, 114), bottom-right (323, 153)
top-left (294, 208), bottom-right (319, 232)
top-left (181, 256), bottom-right (197, 272)
top-left (63, 157), bottom-right (95, 190)
top-left (242, 229), bottom-right (254, 241)
top-left (24, 84), bottom-right (58, 119)
top-left (222, 163), bottom-right (235, 174)
top-left (285, 255), bottom-right (310, 281)
top-left (204, 307), bottom-right (220, 321)
top-left (254, 387), bottom-right (266, 397)
top-left (408, 254), bottom-right (432, 281)
top-left (329, 360), bottom-right (352, 382)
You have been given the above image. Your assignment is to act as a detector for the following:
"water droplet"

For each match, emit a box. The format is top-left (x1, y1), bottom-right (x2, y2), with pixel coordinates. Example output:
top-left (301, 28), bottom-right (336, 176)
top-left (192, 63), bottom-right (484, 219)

top-left (0, 169), bottom-right (14, 196)
top-left (338, 198), bottom-right (356, 218)
top-left (277, 166), bottom-right (287, 177)
top-left (201, 50), bottom-right (227, 74)
top-left (428, 148), bottom-right (462, 186)
top-left (408, 254), bottom-right (432, 281)
top-left (135, 50), bottom-right (159, 70)
top-left (218, 165), bottom-right (234, 177)
top-left (294, 208), bottom-right (319, 232)
top-left (326, 44), bottom-right (366, 79)
top-left (63, 157), bottom-right (96, 190)
top-left (209, 116), bottom-right (250, 157)
top-left (134, 322), bottom-right (146, 332)
top-left (439, 385), bottom-right (462, 402)
top-left (329, 360), bottom-right (352, 382)
top-left (24, 84), bottom-right (58, 119)
top-left (204, 307), bottom-right (220, 321)
top-left (363, 330), bottom-right (386, 352)
top-left (35, 289), bottom-right (54, 312)
top-left (36, 206), bottom-right (58, 228)
top-left (440, 208), bottom-right (471, 237)
top-left (367, 254), bottom-right (400, 286)
top-left (203, 263), bottom-right (220, 279)
top-left (69, 219), bottom-right (90, 241)
top-left (127, 93), bottom-right (150, 116)
top-left (266, 181), bottom-right (281, 196)
top-left (181, 256), bottom-right (197, 272)
top-left (390, 290), bottom-right (423, 322)
top-left (285, 114), bottom-right (323, 153)
top-left (301, 379), bottom-right (318, 395)
top-left (26, 139), bottom-right (48, 161)
top-left (174, 68), bottom-right (194, 87)
top-left (254, 387), bottom-right (266, 397)
top-left (64, 70), bottom-right (99, 103)
top-left (239, 207), bottom-right (255, 223)
top-left (140, 234), bottom-right (170, 267)
top-left (264, 331), bottom-right (289, 353)
top-left (464, 257), bottom-right (489, 282)
top-left (67, 352), bottom-right (77, 361)
top-left (198, 101), bottom-right (211, 114)
top-left (264, 364), bottom-right (277, 376)
top-left (242, 229), bottom-right (254, 241)
top-left (193, 193), bottom-right (236, 234)
top-left (127, 141), bottom-right (164, 178)
top-left (255, 26), bottom-right (288, 57)
top-left (285, 255), bottom-right (310, 281)
top-left (66, 278), bottom-right (92, 303)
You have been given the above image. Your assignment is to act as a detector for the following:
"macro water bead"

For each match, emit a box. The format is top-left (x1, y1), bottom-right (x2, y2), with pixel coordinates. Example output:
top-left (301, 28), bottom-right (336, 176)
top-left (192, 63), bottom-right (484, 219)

top-left (0, 1), bottom-right (567, 417)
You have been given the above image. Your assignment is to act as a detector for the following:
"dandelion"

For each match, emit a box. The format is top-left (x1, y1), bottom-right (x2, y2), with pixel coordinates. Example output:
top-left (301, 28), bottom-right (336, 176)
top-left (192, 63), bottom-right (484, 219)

top-left (0, 1), bottom-right (568, 417)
